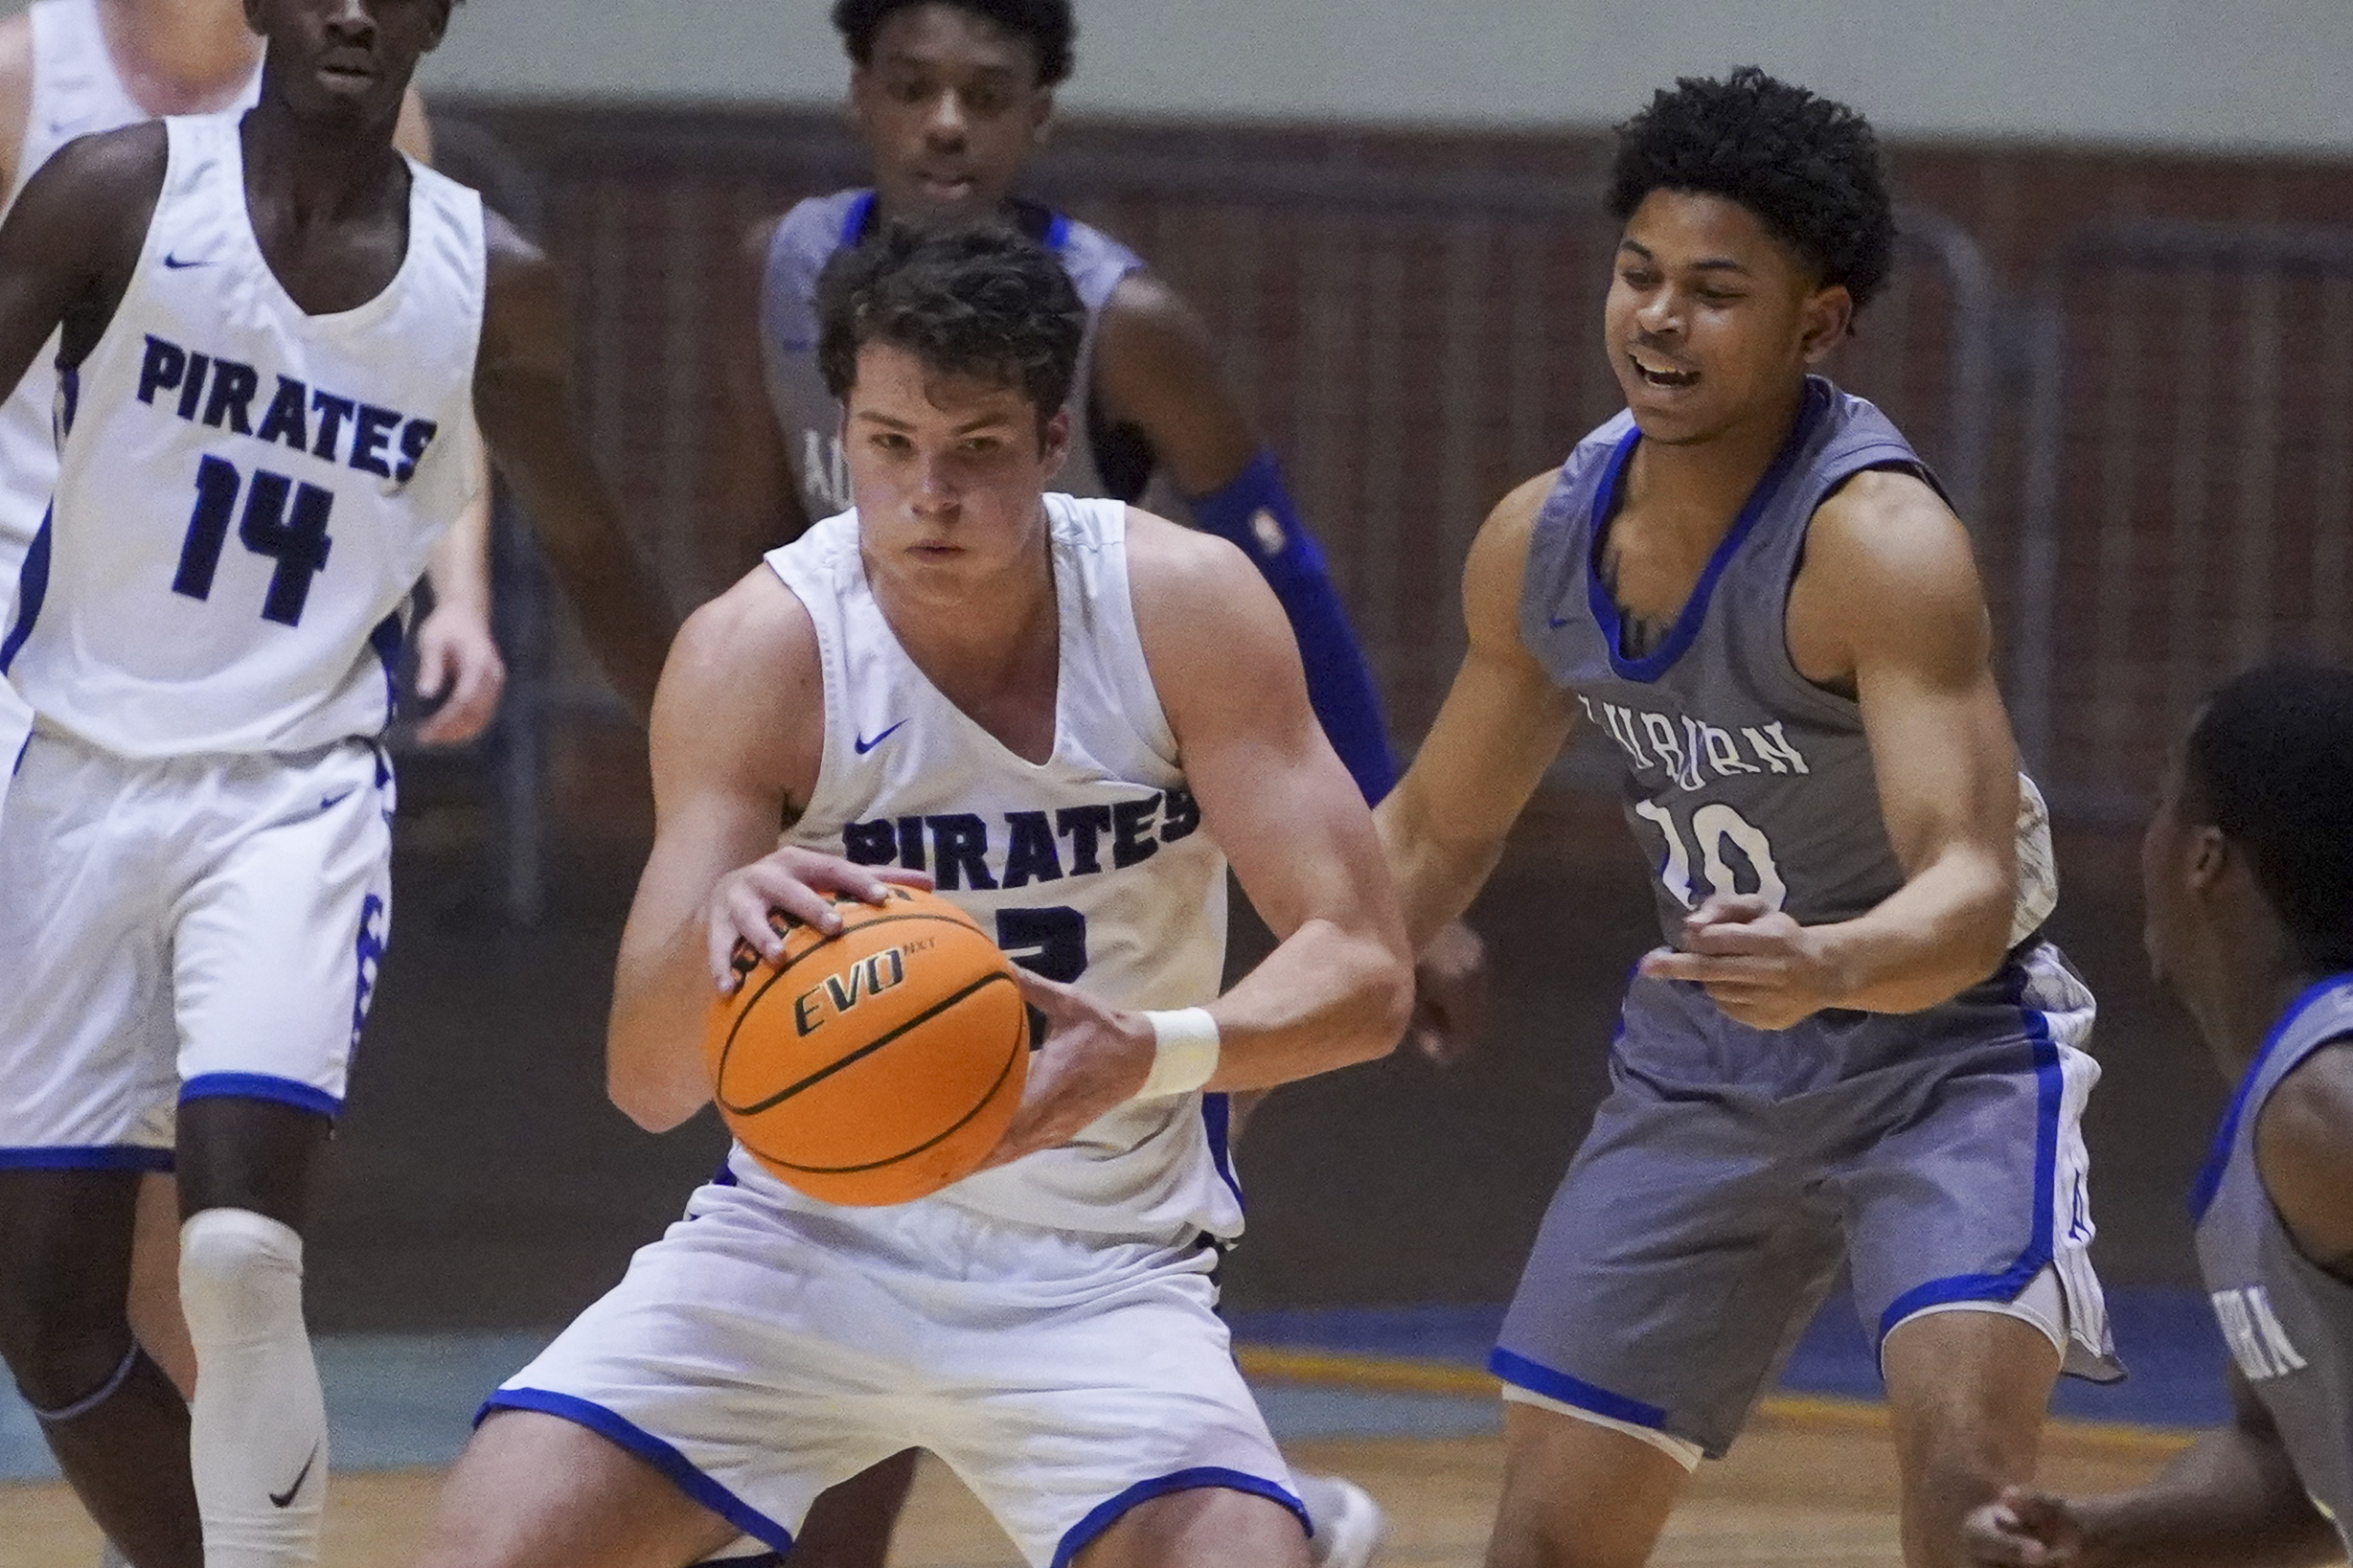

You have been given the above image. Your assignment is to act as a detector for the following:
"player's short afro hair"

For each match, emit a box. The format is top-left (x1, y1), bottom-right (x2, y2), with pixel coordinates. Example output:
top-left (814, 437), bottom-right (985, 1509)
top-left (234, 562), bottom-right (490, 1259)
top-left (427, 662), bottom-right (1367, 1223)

top-left (816, 220), bottom-right (1085, 422)
top-left (832, 0), bottom-right (1076, 88)
top-left (1608, 67), bottom-right (1895, 311)
top-left (2184, 663), bottom-right (2353, 974)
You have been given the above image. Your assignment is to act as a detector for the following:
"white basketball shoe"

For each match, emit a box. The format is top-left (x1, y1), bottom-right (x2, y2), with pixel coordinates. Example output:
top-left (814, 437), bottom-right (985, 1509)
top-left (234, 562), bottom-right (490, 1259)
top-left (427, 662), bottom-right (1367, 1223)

top-left (1294, 1471), bottom-right (1388, 1568)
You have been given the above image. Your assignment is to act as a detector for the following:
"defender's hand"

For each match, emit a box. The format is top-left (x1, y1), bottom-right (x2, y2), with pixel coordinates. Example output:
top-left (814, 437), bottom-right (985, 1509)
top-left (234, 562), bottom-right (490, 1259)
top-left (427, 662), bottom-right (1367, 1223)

top-left (411, 601), bottom-right (508, 746)
top-left (1636, 894), bottom-right (1845, 1031)
top-left (1408, 919), bottom-right (1491, 1066)
top-left (978, 969), bottom-right (1155, 1169)
top-left (1961, 1488), bottom-right (2091, 1566)
top-left (704, 848), bottom-right (930, 991)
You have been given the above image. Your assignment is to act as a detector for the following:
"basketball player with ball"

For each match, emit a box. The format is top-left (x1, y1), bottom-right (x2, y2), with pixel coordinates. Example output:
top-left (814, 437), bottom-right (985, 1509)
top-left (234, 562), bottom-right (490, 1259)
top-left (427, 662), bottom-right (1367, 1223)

top-left (416, 221), bottom-right (1415, 1568)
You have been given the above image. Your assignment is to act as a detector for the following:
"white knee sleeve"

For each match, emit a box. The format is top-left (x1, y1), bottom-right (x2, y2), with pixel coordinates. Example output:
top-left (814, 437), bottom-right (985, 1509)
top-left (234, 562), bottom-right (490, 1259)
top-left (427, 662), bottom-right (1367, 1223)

top-left (179, 1209), bottom-right (326, 1568)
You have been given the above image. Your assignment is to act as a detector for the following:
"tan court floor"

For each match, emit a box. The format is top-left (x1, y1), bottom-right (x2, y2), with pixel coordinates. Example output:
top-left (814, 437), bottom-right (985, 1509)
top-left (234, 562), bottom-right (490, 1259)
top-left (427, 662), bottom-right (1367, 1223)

top-left (4, 1405), bottom-right (2287, 1568)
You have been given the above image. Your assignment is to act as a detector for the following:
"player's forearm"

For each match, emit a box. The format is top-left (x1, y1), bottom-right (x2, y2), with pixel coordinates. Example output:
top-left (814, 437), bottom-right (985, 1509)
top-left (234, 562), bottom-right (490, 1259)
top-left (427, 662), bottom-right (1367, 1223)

top-left (2066, 1427), bottom-right (2338, 1568)
top-left (1200, 916), bottom-right (1412, 1091)
top-left (1376, 790), bottom-right (1507, 951)
top-left (505, 459), bottom-right (675, 724)
top-left (1811, 847), bottom-right (2013, 1013)
top-left (607, 921), bottom-right (718, 1133)
top-left (423, 450), bottom-right (494, 618)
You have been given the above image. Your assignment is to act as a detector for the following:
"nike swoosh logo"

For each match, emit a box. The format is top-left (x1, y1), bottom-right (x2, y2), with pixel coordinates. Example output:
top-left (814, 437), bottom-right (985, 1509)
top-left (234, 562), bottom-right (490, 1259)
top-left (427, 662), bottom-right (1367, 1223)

top-left (778, 337), bottom-right (816, 352)
top-left (1548, 614), bottom-right (1575, 628)
top-left (163, 253), bottom-right (211, 270)
top-left (269, 1443), bottom-right (319, 1508)
top-left (854, 720), bottom-right (908, 756)
top-left (320, 789), bottom-right (356, 812)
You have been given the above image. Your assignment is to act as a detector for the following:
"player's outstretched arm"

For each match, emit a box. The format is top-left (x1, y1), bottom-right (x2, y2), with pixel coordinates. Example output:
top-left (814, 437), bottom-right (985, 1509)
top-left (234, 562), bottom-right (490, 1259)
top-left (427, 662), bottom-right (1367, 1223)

top-left (606, 573), bottom-right (920, 1131)
top-left (0, 122), bottom-right (163, 399)
top-left (1094, 271), bottom-right (1401, 802)
top-left (1376, 473), bottom-right (1579, 948)
top-left (1641, 471), bottom-right (2019, 1025)
top-left (1961, 1366), bottom-right (2336, 1567)
top-left (473, 212), bottom-right (676, 723)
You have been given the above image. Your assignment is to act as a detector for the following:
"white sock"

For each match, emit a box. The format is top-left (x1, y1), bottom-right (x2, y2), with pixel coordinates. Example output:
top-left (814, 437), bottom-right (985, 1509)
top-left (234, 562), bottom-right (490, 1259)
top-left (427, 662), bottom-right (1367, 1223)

top-left (178, 1209), bottom-right (327, 1568)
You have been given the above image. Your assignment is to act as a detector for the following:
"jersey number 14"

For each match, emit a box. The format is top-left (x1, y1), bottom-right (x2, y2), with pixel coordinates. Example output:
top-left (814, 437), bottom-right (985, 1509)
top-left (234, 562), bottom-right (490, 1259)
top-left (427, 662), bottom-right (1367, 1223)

top-left (171, 455), bottom-right (334, 626)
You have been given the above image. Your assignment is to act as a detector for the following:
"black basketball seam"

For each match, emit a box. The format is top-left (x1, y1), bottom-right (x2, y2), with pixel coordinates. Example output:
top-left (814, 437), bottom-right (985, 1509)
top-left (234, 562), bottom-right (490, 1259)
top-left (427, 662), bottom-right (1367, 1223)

top-left (729, 911), bottom-right (987, 1037)
top-left (719, 969), bottom-right (1018, 1115)
top-left (742, 1006), bottom-right (1027, 1176)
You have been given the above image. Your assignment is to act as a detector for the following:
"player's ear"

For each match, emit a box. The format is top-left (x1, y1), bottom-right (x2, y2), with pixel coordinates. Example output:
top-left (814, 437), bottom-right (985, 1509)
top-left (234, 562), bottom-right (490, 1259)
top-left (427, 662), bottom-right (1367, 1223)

top-left (1797, 284), bottom-right (1853, 365)
top-left (1039, 405), bottom-right (1071, 477)
top-left (2187, 824), bottom-right (2230, 895)
top-left (422, 0), bottom-right (455, 53)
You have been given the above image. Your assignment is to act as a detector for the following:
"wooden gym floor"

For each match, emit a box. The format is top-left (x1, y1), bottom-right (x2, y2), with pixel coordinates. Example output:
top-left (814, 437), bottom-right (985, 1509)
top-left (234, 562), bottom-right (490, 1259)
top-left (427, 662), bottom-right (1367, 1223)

top-left (1, 1399), bottom-right (2222, 1568)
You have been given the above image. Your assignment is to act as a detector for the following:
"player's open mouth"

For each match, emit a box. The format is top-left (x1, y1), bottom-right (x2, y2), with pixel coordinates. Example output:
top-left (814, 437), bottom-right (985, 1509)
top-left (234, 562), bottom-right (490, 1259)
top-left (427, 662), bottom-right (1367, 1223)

top-left (916, 172), bottom-right (975, 200)
top-left (1628, 349), bottom-right (1699, 389)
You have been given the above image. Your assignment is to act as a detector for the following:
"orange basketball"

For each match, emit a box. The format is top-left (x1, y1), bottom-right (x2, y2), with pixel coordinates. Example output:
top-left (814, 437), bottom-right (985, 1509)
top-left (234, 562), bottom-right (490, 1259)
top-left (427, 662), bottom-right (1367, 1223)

top-left (704, 886), bottom-right (1030, 1206)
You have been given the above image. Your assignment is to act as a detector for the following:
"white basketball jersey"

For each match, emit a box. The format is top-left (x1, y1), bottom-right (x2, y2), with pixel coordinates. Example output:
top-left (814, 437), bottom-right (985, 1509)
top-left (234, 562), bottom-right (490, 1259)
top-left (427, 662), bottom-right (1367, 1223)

top-left (1, 114), bottom-right (485, 757)
top-left (764, 495), bottom-right (1245, 1240)
top-left (0, 0), bottom-right (261, 613)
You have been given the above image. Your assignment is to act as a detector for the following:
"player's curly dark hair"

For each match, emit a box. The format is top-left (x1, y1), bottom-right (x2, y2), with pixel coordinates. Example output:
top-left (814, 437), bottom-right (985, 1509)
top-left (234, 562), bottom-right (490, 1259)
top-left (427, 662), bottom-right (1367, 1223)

top-left (816, 220), bottom-right (1085, 423)
top-left (2186, 663), bottom-right (2353, 973)
top-left (832, 0), bottom-right (1076, 88)
top-left (1607, 67), bottom-right (1895, 311)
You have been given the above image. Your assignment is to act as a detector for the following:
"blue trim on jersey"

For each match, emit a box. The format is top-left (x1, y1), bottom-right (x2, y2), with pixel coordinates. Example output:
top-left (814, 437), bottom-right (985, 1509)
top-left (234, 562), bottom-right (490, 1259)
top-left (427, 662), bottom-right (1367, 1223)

top-left (2190, 972), bottom-right (2353, 1222)
top-left (838, 190), bottom-right (878, 250)
top-left (1489, 1347), bottom-right (1672, 1430)
top-left (180, 1073), bottom-right (343, 1120)
top-left (369, 612), bottom-right (404, 727)
top-left (481, 1388), bottom-right (796, 1554)
top-left (1051, 1466), bottom-right (1307, 1568)
top-left (1202, 1091), bottom-right (1244, 1210)
top-left (0, 1146), bottom-right (173, 1172)
top-left (10, 727), bottom-right (28, 778)
top-left (691, 1556), bottom-right (786, 1568)
top-left (1874, 955), bottom-right (2065, 1348)
top-left (1043, 211), bottom-right (1073, 250)
top-left (1585, 380), bottom-right (1827, 684)
top-left (58, 363), bottom-right (80, 435)
top-left (0, 510), bottom-right (52, 673)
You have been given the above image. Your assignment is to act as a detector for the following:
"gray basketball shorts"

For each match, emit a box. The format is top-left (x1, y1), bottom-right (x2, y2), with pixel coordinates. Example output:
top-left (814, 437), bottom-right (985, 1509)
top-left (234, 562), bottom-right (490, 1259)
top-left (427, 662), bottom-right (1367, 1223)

top-left (1494, 940), bottom-right (2117, 1461)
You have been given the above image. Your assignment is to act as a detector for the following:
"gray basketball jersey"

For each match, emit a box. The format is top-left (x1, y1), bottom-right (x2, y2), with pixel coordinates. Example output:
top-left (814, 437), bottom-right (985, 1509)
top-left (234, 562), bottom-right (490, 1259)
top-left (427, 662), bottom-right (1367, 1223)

top-left (1521, 377), bottom-right (2047, 945)
top-left (2192, 975), bottom-right (2353, 1556)
top-left (759, 190), bottom-right (1142, 521)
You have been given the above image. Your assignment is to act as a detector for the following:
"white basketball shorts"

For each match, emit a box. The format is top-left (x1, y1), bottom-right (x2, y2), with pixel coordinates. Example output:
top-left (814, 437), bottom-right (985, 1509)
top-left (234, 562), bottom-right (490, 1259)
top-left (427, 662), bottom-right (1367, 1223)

top-left (485, 1165), bottom-right (1306, 1568)
top-left (0, 726), bottom-right (392, 1169)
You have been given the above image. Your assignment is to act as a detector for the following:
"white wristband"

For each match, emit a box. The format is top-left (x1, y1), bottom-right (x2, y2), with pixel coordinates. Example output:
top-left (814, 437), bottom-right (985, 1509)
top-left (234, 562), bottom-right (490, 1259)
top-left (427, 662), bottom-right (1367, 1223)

top-left (1136, 1008), bottom-right (1222, 1099)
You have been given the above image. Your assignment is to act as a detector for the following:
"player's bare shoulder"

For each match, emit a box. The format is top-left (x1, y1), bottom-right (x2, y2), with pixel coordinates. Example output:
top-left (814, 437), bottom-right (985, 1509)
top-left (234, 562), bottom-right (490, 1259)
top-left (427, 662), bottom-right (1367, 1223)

top-left (1461, 470), bottom-right (1559, 649)
top-left (1121, 503), bottom-right (1305, 716)
top-left (0, 119), bottom-right (168, 375)
top-left (1122, 503), bottom-right (1270, 633)
top-left (656, 564), bottom-right (825, 808)
top-left (1789, 466), bottom-right (1993, 686)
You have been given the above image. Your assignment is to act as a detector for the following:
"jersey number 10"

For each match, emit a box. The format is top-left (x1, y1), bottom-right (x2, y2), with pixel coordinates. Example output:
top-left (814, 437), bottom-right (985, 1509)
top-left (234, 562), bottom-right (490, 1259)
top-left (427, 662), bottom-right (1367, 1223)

top-left (1633, 798), bottom-right (1788, 912)
top-left (171, 455), bottom-right (335, 626)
